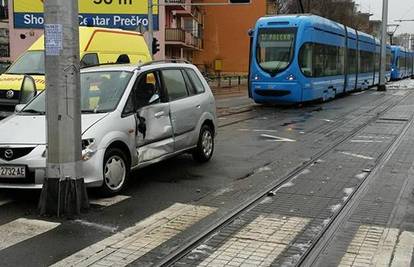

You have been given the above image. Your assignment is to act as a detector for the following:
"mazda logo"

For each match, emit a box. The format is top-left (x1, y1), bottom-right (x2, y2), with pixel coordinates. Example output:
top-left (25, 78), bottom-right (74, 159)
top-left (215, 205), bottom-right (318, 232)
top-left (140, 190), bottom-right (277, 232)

top-left (4, 149), bottom-right (13, 159)
top-left (6, 90), bottom-right (14, 99)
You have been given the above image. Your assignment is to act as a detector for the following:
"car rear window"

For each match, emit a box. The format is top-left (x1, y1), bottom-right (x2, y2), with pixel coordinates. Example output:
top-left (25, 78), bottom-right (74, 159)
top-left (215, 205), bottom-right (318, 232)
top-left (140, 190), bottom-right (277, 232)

top-left (185, 69), bottom-right (206, 94)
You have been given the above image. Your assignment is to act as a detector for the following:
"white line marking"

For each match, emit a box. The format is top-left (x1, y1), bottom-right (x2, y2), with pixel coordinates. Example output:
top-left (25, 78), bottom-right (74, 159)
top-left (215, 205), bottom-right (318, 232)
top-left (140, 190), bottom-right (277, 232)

top-left (350, 140), bottom-right (383, 143)
top-left (0, 218), bottom-right (60, 251)
top-left (53, 203), bottom-right (216, 267)
top-left (340, 152), bottom-right (374, 160)
top-left (391, 231), bottom-right (414, 267)
top-left (74, 220), bottom-right (118, 233)
top-left (0, 198), bottom-right (12, 206)
top-left (340, 225), bottom-right (414, 267)
top-left (260, 134), bottom-right (296, 142)
top-left (89, 195), bottom-right (131, 207)
top-left (197, 215), bottom-right (310, 266)
top-left (239, 128), bottom-right (278, 133)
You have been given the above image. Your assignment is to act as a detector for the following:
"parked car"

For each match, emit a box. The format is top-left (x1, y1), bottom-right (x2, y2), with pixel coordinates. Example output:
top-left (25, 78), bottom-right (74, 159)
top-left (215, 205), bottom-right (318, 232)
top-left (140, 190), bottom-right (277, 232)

top-left (0, 62), bottom-right (217, 195)
top-left (0, 26), bottom-right (151, 118)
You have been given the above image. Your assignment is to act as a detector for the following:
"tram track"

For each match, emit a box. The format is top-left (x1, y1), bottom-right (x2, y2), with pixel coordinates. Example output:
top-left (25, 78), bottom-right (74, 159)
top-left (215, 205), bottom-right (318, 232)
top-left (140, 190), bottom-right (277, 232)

top-left (155, 91), bottom-right (412, 267)
top-left (299, 109), bottom-right (414, 267)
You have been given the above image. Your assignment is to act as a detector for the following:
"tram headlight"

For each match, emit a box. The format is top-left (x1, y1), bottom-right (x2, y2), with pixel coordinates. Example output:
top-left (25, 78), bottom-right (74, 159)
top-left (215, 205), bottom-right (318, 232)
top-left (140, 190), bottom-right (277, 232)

top-left (286, 74), bottom-right (296, 81)
top-left (254, 75), bottom-right (259, 80)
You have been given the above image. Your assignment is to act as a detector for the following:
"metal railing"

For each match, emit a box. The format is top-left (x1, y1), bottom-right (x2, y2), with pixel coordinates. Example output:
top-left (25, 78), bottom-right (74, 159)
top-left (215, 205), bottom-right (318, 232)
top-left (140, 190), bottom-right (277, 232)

top-left (203, 74), bottom-right (249, 88)
top-left (165, 28), bottom-right (185, 42)
top-left (164, 0), bottom-right (186, 4)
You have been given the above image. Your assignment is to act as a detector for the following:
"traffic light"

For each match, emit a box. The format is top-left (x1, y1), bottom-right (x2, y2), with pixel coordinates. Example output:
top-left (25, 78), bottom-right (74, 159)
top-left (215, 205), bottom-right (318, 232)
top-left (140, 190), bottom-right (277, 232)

top-left (152, 37), bottom-right (160, 55)
top-left (229, 0), bottom-right (250, 3)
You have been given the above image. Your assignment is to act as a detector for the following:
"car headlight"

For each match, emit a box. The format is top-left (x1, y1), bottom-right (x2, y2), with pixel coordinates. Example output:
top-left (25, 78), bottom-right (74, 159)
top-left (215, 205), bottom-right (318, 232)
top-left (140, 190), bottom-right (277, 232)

top-left (82, 138), bottom-right (96, 161)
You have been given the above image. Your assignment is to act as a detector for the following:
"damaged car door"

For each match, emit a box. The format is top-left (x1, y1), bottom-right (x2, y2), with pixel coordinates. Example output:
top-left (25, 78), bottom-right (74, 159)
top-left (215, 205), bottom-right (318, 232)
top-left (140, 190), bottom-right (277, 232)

top-left (134, 71), bottom-right (174, 162)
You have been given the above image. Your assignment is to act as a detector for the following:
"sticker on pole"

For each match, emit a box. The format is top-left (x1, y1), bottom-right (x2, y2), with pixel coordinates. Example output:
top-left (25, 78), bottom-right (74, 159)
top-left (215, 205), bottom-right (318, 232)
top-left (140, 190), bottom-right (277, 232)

top-left (44, 24), bottom-right (63, 56)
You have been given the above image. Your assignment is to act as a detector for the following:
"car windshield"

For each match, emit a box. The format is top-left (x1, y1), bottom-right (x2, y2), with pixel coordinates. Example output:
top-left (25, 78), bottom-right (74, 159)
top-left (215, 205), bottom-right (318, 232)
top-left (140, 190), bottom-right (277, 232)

top-left (256, 28), bottom-right (296, 76)
top-left (6, 51), bottom-right (45, 75)
top-left (20, 71), bottom-right (133, 114)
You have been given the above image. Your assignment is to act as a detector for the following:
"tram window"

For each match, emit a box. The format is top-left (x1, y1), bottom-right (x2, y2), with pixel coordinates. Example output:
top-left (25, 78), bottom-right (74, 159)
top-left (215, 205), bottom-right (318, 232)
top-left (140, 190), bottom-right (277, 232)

top-left (313, 44), bottom-right (325, 77)
top-left (386, 52), bottom-right (392, 71)
top-left (299, 43), bottom-right (313, 77)
top-left (359, 51), bottom-right (374, 73)
top-left (299, 42), bottom-right (345, 77)
top-left (348, 49), bottom-right (357, 74)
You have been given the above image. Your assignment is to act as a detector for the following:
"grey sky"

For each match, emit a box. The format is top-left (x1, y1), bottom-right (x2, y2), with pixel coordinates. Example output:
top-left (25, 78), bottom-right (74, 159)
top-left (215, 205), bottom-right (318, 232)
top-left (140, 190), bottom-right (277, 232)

top-left (354, 0), bottom-right (414, 34)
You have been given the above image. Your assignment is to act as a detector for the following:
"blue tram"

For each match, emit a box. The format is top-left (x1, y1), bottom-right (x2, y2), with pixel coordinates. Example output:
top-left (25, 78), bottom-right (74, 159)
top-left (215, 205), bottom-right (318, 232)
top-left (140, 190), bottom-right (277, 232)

top-left (391, 46), bottom-right (414, 80)
top-left (248, 15), bottom-right (394, 104)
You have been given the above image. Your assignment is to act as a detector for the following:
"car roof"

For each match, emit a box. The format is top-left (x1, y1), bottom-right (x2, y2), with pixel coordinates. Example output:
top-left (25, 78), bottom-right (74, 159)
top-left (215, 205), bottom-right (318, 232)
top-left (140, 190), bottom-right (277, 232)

top-left (81, 62), bottom-right (196, 73)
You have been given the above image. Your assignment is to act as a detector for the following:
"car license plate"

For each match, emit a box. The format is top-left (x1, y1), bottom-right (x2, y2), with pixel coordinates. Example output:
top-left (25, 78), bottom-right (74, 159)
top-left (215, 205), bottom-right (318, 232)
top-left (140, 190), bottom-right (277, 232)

top-left (0, 166), bottom-right (26, 178)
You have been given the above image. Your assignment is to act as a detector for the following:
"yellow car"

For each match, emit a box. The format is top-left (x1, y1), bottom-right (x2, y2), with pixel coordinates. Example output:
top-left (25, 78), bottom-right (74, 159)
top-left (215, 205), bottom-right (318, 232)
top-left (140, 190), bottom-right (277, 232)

top-left (0, 26), bottom-right (151, 118)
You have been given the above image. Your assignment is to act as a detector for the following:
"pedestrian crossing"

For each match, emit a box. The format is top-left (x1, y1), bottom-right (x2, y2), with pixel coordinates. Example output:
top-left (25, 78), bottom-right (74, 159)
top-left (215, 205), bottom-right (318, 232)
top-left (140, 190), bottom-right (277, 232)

top-left (0, 218), bottom-right (60, 251)
top-left (339, 225), bottom-right (414, 267)
top-left (0, 197), bottom-right (413, 267)
top-left (52, 203), bottom-right (217, 267)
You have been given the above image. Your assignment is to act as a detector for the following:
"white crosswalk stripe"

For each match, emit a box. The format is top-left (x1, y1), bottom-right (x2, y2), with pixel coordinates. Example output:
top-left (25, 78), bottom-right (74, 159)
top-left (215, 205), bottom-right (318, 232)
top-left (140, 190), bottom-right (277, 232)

top-left (0, 218), bottom-right (60, 251)
top-left (197, 214), bottom-right (310, 267)
top-left (0, 198), bottom-right (12, 206)
top-left (339, 225), bottom-right (414, 267)
top-left (89, 195), bottom-right (131, 207)
top-left (52, 203), bottom-right (217, 267)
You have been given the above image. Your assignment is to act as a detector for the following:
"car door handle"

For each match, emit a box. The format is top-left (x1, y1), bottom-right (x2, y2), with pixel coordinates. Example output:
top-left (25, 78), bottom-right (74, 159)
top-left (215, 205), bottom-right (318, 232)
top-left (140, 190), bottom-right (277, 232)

top-left (196, 104), bottom-right (201, 109)
top-left (154, 111), bottom-right (165, 118)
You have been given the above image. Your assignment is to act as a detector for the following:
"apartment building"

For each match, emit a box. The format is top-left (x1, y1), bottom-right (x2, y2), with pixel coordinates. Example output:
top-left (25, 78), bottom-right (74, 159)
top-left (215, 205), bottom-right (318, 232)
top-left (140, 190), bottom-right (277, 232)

top-left (163, 0), bottom-right (204, 61)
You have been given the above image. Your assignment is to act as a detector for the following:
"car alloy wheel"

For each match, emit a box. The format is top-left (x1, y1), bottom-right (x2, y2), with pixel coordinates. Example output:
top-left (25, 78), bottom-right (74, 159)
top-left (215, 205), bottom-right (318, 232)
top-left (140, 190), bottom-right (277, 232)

top-left (201, 130), bottom-right (213, 158)
top-left (104, 155), bottom-right (126, 191)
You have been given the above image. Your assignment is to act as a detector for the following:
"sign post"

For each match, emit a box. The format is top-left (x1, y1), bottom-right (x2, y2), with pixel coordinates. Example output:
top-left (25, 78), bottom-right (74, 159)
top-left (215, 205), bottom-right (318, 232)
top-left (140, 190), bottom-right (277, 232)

top-left (38, 0), bottom-right (88, 217)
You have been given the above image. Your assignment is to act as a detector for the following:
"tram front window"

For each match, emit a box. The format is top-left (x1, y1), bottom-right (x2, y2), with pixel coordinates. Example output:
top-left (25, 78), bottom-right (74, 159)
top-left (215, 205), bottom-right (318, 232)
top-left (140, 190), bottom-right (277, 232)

top-left (256, 28), bottom-right (296, 76)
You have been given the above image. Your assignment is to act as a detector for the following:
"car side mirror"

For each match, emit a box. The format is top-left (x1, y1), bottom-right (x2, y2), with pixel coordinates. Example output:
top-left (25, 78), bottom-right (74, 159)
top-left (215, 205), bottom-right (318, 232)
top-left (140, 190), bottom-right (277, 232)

top-left (15, 104), bottom-right (25, 113)
top-left (148, 94), bottom-right (160, 105)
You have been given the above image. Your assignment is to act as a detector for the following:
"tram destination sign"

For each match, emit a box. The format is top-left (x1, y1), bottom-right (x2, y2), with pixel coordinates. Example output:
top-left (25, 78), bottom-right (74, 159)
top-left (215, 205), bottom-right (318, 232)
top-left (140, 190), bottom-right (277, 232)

top-left (13, 0), bottom-right (159, 30)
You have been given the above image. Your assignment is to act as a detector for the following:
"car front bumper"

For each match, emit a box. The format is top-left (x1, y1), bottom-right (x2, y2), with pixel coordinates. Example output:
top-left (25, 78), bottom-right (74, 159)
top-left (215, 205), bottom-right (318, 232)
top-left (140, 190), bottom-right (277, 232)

top-left (0, 145), bottom-right (105, 189)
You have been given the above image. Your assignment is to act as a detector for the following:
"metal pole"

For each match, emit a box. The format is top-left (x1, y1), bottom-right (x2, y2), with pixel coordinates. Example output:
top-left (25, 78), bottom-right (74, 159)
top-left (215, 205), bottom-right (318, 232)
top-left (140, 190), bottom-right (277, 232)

top-left (378, 0), bottom-right (388, 91)
top-left (148, 0), bottom-right (153, 56)
top-left (39, 0), bottom-right (88, 217)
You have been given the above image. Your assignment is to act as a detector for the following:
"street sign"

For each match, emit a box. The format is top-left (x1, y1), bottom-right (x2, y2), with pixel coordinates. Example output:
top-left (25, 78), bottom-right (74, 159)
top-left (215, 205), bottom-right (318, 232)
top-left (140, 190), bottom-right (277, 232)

top-left (13, 0), bottom-right (159, 30)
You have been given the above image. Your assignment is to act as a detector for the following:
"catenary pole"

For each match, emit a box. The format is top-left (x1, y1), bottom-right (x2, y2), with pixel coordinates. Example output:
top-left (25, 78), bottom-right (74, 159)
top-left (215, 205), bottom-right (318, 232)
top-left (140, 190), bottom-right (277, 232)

top-left (39, 0), bottom-right (88, 217)
top-left (378, 0), bottom-right (388, 91)
top-left (148, 0), bottom-right (154, 56)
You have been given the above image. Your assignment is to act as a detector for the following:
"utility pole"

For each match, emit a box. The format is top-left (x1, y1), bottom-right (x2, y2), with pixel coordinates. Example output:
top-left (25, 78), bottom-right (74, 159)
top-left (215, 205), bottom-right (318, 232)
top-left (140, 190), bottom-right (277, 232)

top-left (378, 0), bottom-right (388, 91)
top-left (39, 0), bottom-right (88, 217)
top-left (148, 0), bottom-right (154, 56)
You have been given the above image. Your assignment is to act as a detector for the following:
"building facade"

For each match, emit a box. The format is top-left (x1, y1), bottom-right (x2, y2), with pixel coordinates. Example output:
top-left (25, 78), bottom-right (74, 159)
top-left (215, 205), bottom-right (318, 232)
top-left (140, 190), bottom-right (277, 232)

top-left (6, 0), bottom-right (206, 62)
top-left (193, 0), bottom-right (267, 75)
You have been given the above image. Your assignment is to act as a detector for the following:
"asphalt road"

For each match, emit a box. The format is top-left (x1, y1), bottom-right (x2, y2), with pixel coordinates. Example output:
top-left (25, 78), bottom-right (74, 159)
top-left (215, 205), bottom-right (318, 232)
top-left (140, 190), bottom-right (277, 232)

top-left (0, 84), bottom-right (413, 266)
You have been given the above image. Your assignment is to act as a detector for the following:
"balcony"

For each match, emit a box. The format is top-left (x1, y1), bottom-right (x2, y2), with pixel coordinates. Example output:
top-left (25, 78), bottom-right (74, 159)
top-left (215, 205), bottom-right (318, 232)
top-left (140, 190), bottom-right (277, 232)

top-left (165, 28), bottom-right (203, 50)
top-left (165, 28), bottom-right (186, 43)
top-left (164, 0), bottom-right (186, 10)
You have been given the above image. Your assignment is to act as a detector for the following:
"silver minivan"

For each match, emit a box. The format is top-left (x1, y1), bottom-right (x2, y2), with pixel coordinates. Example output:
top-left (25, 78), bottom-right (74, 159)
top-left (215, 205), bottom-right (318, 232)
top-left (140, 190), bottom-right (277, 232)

top-left (0, 62), bottom-right (217, 195)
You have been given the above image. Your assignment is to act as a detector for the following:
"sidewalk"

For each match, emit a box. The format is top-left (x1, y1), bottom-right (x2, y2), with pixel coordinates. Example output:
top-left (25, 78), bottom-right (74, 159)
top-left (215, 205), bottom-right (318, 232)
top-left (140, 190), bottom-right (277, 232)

top-left (212, 85), bottom-right (256, 117)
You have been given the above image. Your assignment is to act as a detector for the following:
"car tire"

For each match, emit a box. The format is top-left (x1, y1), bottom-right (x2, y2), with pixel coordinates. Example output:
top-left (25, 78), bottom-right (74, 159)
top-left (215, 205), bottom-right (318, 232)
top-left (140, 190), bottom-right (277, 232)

top-left (192, 124), bottom-right (214, 163)
top-left (99, 147), bottom-right (129, 196)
